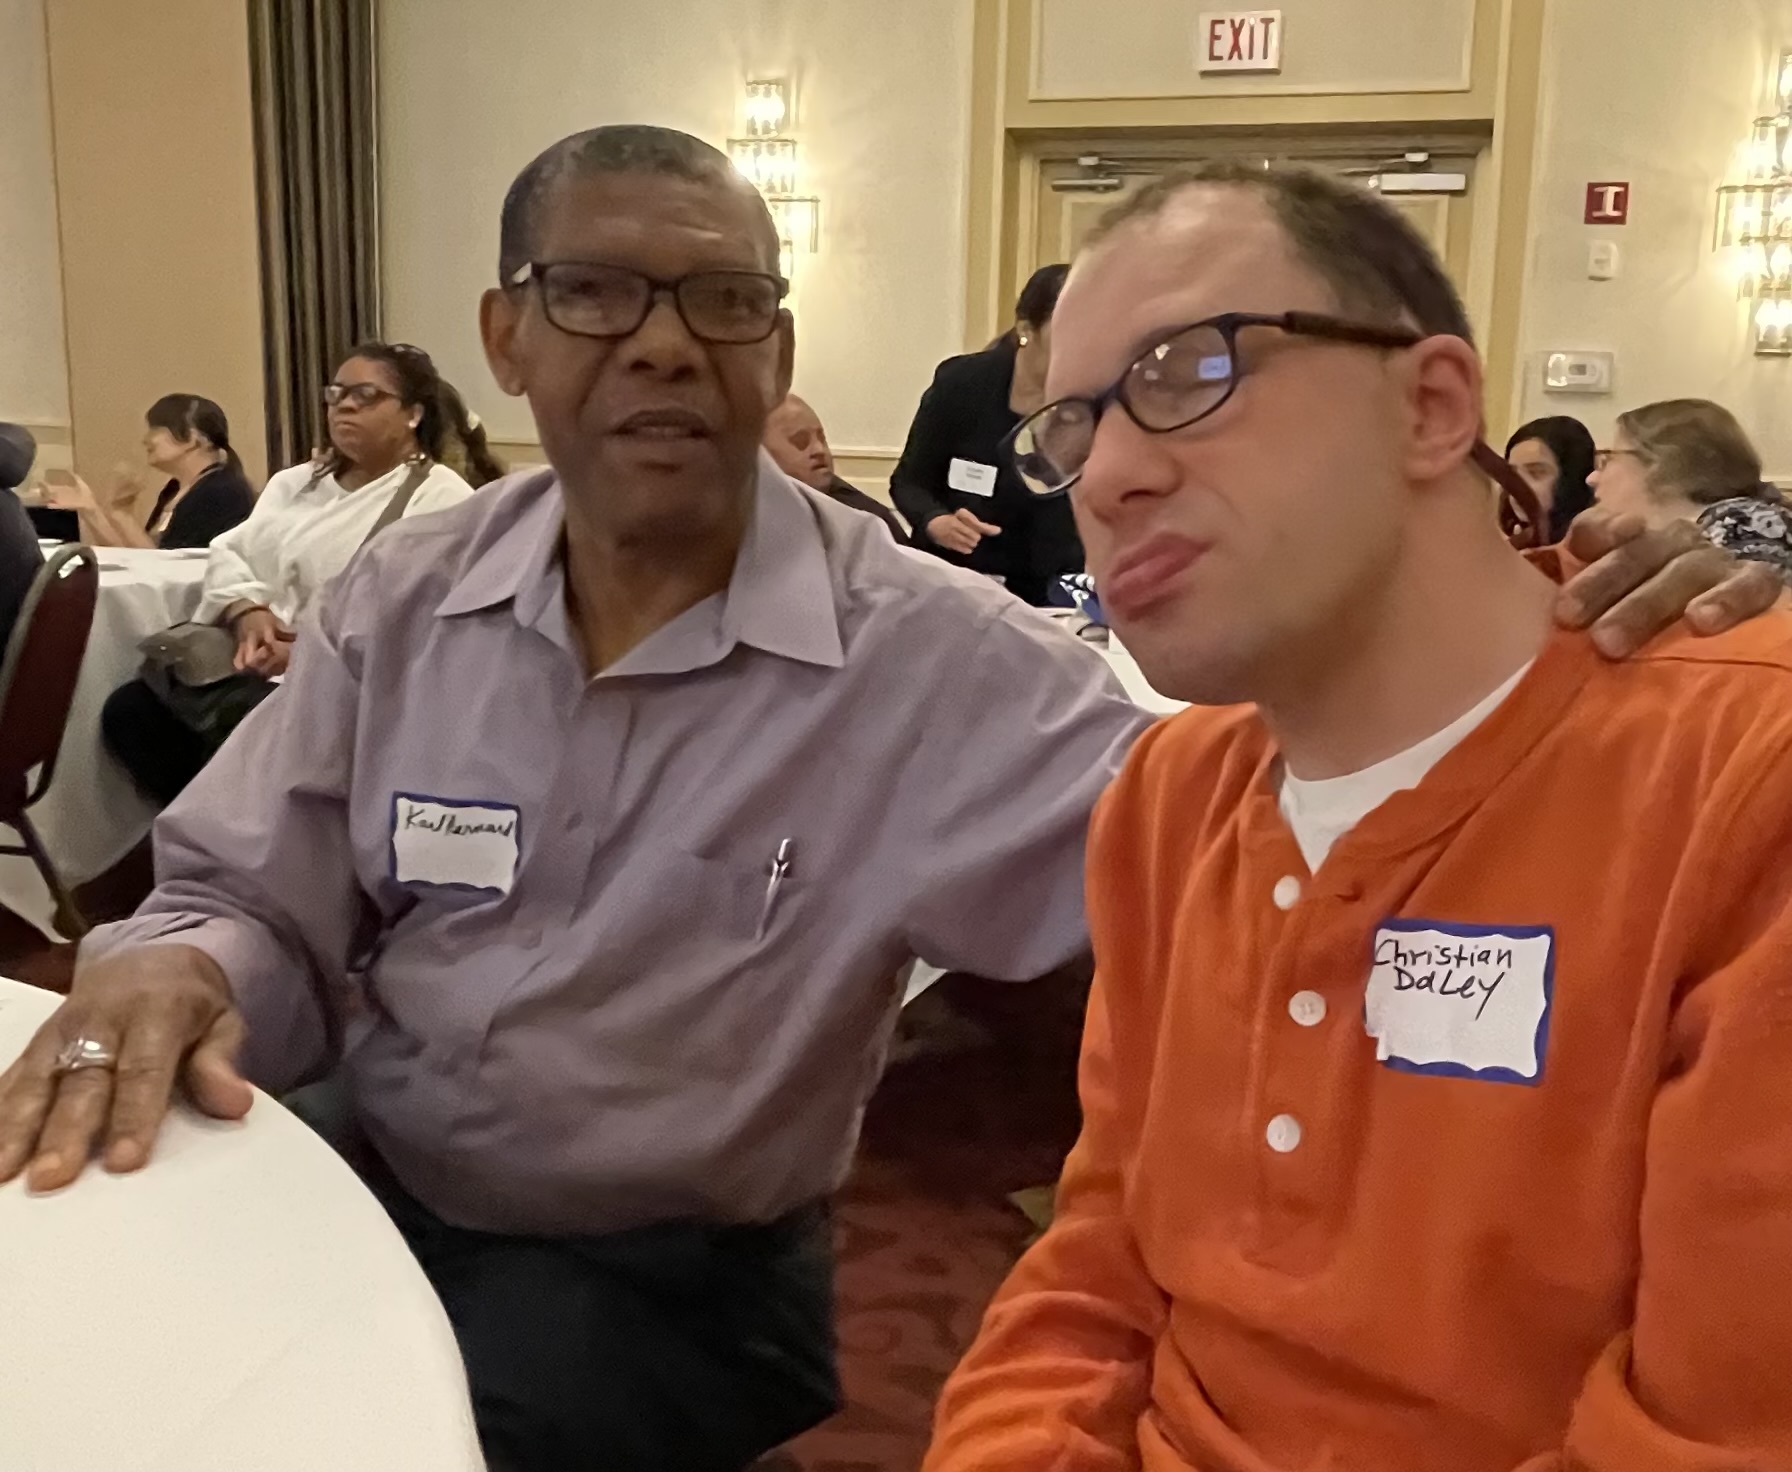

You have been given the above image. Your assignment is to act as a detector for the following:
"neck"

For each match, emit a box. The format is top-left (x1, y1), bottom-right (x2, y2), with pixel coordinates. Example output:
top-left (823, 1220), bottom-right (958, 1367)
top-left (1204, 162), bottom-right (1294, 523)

top-left (560, 486), bottom-right (750, 675)
top-left (1648, 492), bottom-right (1702, 525)
top-left (1261, 484), bottom-right (1557, 781)
top-left (172, 449), bottom-right (221, 492)
top-left (341, 444), bottom-right (412, 491)
top-left (1009, 339), bottom-right (1050, 416)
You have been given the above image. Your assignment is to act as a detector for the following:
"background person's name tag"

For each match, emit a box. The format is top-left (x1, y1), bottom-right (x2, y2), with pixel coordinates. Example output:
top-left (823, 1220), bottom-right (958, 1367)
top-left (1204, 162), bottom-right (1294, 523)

top-left (1364, 920), bottom-right (1555, 1085)
top-left (390, 794), bottom-right (521, 894)
top-left (948, 458), bottom-right (998, 496)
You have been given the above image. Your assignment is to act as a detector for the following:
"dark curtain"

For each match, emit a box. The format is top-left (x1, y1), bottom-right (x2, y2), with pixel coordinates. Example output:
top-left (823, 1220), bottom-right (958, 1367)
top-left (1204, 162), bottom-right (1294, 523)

top-left (248, 0), bottom-right (380, 473)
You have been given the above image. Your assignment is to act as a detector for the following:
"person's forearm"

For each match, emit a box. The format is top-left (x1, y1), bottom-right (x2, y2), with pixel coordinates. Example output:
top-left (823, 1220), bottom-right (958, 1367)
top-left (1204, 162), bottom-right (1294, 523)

top-left (890, 478), bottom-right (950, 536)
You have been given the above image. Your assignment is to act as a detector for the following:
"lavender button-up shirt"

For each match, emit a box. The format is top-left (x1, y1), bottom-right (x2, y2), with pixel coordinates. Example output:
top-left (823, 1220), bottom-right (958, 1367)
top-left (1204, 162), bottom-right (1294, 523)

top-left (83, 461), bottom-right (1149, 1234)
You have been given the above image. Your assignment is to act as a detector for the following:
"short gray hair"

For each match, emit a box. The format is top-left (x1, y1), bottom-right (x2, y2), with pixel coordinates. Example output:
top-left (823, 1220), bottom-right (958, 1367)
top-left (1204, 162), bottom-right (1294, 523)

top-left (498, 124), bottom-right (780, 280)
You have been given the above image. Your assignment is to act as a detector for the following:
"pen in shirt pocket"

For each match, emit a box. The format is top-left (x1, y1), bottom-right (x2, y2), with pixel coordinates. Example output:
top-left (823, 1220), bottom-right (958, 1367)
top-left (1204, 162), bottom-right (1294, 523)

top-left (757, 838), bottom-right (794, 940)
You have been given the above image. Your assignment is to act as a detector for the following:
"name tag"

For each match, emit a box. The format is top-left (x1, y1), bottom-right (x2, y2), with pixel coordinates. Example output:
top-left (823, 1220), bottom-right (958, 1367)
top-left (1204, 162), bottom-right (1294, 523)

top-left (390, 793), bottom-right (521, 894)
top-left (948, 458), bottom-right (998, 497)
top-left (1364, 920), bottom-right (1554, 1085)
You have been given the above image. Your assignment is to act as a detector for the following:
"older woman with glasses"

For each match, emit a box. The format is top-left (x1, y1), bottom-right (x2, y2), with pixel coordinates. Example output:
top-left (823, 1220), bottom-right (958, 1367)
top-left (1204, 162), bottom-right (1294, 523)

top-left (1589, 398), bottom-right (1792, 582)
top-left (100, 341), bottom-right (502, 806)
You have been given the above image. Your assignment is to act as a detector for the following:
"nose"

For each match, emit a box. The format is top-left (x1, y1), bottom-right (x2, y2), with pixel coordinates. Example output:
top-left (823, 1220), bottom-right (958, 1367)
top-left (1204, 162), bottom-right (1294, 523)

top-left (619, 292), bottom-right (705, 378)
top-left (1072, 404), bottom-right (1181, 528)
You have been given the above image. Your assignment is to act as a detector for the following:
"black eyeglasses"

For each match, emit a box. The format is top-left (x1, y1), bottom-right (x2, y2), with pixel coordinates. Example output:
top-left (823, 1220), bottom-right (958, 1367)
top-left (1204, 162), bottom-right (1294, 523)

top-left (323, 382), bottom-right (400, 410)
top-left (1006, 311), bottom-right (1425, 498)
top-left (507, 261), bottom-right (788, 345)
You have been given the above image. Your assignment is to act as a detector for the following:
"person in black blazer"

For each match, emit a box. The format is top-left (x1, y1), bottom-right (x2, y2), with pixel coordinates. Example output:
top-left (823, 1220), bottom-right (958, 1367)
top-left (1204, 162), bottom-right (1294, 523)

top-left (42, 394), bottom-right (253, 550)
top-left (890, 264), bottom-right (1083, 605)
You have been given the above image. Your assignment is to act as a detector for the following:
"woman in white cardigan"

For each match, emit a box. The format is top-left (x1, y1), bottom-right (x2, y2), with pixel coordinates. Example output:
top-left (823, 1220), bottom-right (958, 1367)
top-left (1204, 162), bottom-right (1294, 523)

top-left (104, 341), bottom-right (505, 805)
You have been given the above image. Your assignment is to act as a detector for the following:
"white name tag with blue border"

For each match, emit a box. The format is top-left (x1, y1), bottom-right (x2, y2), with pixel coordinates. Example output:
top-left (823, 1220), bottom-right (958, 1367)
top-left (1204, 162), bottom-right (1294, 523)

top-left (390, 793), bottom-right (521, 895)
top-left (1364, 920), bottom-right (1554, 1085)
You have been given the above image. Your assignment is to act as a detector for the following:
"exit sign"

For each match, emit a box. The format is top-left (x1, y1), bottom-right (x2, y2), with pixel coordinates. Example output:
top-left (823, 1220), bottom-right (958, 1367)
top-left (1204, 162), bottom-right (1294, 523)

top-left (1198, 10), bottom-right (1283, 73)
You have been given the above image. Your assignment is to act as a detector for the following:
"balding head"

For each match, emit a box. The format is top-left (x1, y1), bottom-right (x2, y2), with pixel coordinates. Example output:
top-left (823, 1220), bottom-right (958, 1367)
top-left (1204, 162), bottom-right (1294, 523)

top-left (499, 124), bottom-right (781, 281)
top-left (764, 394), bottom-right (832, 489)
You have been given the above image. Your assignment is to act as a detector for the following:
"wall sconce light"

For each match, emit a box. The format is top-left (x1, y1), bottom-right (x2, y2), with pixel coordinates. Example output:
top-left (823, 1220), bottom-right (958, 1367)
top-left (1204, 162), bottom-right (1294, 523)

top-left (726, 79), bottom-right (820, 282)
top-left (1716, 49), bottom-right (1792, 354)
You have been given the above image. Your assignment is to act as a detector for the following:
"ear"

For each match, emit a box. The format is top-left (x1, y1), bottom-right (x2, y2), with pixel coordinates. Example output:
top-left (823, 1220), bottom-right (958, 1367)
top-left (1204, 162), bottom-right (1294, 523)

top-left (771, 308), bottom-right (796, 404)
top-left (1398, 334), bottom-right (1483, 486)
top-left (480, 287), bottom-right (528, 398)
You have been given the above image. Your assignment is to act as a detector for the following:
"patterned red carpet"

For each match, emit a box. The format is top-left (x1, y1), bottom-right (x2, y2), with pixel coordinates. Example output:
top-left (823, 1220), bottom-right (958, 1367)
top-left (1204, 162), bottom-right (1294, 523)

top-left (788, 973), bottom-right (1087, 1470)
top-left (2, 909), bottom-right (1086, 1472)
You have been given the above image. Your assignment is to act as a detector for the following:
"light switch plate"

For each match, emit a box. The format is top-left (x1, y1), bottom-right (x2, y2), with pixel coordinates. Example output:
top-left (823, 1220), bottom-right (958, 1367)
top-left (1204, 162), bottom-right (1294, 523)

top-left (1543, 351), bottom-right (1615, 394)
top-left (1588, 241), bottom-right (1620, 280)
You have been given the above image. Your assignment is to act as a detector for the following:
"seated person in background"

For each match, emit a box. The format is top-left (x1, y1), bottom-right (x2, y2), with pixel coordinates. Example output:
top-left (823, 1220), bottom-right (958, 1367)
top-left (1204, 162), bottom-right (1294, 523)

top-left (100, 341), bottom-right (491, 806)
top-left (1505, 414), bottom-right (1595, 545)
top-left (928, 165), bottom-right (1792, 1472)
top-left (1590, 397), bottom-right (1792, 581)
top-left (763, 392), bottom-right (906, 540)
top-left (41, 395), bottom-right (254, 550)
top-left (0, 422), bottom-right (45, 656)
top-left (891, 265), bottom-right (1084, 604)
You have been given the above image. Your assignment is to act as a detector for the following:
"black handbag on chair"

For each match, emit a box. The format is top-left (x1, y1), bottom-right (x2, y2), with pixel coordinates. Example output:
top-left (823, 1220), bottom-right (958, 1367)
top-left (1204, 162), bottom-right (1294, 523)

top-left (134, 458), bottom-right (431, 745)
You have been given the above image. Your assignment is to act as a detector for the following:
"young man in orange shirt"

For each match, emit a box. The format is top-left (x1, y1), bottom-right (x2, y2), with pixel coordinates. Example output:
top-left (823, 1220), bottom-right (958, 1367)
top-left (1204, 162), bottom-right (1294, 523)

top-left (924, 164), bottom-right (1792, 1471)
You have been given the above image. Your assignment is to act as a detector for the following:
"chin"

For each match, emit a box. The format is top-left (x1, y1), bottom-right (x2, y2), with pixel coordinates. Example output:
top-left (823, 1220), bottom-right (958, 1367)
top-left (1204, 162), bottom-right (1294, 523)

top-left (1117, 622), bottom-right (1260, 708)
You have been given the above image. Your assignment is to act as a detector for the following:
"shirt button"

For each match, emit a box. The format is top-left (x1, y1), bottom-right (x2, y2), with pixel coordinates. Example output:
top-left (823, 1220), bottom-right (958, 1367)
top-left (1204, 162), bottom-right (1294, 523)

top-left (1272, 875), bottom-right (1302, 910)
top-left (1265, 1114), bottom-right (1303, 1154)
top-left (1288, 990), bottom-right (1327, 1027)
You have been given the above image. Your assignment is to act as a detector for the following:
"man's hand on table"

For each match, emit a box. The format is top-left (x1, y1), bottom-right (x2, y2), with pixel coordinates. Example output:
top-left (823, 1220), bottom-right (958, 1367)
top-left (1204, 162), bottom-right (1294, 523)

top-left (0, 947), bottom-right (252, 1192)
top-left (1555, 507), bottom-right (1782, 656)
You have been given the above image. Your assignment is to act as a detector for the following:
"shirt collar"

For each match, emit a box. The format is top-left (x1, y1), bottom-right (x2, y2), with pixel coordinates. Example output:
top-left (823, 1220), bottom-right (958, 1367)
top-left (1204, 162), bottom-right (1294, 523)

top-left (434, 456), bottom-right (845, 673)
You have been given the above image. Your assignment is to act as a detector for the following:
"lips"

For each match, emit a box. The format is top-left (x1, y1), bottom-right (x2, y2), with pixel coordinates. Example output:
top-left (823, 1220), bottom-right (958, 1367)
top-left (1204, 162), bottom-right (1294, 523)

top-left (1100, 533), bottom-right (1208, 621)
top-left (612, 407), bottom-right (713, 440)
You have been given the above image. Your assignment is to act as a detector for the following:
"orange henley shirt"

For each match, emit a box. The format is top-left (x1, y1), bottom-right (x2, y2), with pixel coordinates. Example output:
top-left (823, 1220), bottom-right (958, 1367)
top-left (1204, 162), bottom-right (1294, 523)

top-left (927, 620), bottom-right (1792, 1472)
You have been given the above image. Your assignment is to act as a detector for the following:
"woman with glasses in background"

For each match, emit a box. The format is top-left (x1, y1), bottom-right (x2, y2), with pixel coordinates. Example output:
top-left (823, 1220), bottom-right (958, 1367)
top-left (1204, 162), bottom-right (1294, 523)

top-left (101, 341), bottom-right (503, 805)
top-left (1589, 398), bottom-right (1792, 582)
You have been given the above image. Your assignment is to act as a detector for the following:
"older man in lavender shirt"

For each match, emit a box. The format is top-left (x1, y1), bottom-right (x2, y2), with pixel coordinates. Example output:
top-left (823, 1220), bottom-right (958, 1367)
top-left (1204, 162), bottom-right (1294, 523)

top-left (0, 127), bottom-right (1774, 1471)
top-left (0, 128), bottom-right (1142, 1469)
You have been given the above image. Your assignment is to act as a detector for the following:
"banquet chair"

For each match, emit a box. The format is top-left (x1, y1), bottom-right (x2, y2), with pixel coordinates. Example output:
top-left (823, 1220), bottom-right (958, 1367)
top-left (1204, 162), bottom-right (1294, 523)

top-left (0, 544), bottom-right (100, 938)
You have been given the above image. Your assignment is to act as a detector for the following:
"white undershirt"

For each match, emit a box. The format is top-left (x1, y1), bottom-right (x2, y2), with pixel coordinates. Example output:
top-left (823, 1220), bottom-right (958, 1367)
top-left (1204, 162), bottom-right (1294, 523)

top-left (1277, 662), bottom-right (1534, 873)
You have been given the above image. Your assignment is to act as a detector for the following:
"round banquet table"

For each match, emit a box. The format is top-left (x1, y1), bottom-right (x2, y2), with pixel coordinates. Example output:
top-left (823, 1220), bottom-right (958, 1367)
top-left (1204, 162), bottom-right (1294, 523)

top-left (2, 545), bottom-right (211, 940)
top-left (0, 976), bottom-right (486, 1472)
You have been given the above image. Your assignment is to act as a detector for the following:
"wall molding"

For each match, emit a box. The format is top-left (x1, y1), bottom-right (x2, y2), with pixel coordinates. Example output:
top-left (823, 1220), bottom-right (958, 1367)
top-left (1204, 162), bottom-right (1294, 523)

top-left (1, 415), bottom-right (73, 474)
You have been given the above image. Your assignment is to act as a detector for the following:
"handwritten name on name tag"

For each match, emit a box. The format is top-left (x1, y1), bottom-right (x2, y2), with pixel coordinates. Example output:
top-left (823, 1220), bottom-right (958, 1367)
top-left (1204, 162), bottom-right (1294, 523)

top-left (390, 794), bottom-right (521, 894)
top-left (1364, 921), bottom-right (1555, 1085)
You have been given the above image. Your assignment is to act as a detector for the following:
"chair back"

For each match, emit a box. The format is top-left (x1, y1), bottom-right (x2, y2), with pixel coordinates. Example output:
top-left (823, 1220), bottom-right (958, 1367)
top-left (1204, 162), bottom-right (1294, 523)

top-left (0, 544), bottom-right (99, 815)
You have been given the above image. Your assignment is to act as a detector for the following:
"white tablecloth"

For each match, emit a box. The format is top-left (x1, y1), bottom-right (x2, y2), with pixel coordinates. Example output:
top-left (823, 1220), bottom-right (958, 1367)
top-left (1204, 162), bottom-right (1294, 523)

top-left (0, 977), bottom-right (485, 1472)
top-left (2, 546), bottom-right (209, 940)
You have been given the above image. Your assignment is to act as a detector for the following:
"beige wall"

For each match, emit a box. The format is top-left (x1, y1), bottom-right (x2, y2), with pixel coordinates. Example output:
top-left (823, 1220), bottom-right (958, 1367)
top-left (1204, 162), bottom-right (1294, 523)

top-left (0, 0), bottom-right (71, 470)
top-left (42, 0), bottom-right (267, 488)
top-left (378, 0), bottom-right (973, 476)
top-left (1034, 0), bottom-right (1477, 102)
top-left (1516, 0), bottom-right (1792, 478)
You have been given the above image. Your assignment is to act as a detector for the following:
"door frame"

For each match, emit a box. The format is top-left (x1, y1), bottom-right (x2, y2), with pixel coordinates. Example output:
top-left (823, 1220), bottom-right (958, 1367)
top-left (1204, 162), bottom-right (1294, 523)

top-left (960, 0), bottom-right (1548, 435)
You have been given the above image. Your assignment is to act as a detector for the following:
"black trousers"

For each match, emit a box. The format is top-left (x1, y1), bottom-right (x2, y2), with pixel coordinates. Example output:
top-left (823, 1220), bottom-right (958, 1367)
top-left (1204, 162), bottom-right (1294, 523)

top-left (101, 678), bottom-right (213, 806)
top-left (358, 1154), bottom-right (840, 1472)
